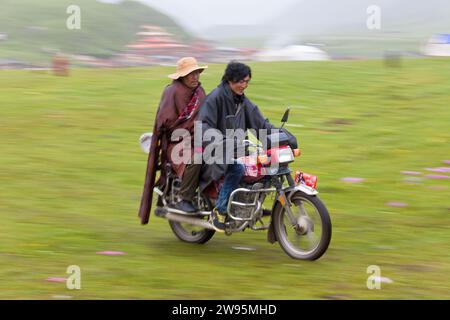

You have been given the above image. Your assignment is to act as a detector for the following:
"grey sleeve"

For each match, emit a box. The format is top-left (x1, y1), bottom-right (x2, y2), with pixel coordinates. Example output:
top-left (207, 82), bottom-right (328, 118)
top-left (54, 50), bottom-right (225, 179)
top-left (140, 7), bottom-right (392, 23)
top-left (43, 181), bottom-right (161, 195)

top-left (197, 96), bottom-right (224, 149)
top-left (198, 97), bottom-right (218, 132)
top-left (245, 103), bottom-right (276, 134)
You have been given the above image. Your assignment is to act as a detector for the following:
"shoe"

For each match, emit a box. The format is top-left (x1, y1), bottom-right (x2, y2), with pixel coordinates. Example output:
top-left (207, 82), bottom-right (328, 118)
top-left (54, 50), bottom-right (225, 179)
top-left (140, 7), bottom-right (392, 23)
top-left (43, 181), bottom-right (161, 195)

top-left (212, 208), bottom-right (227, 232)
top-left (174, 200), bottom-right (197, 213)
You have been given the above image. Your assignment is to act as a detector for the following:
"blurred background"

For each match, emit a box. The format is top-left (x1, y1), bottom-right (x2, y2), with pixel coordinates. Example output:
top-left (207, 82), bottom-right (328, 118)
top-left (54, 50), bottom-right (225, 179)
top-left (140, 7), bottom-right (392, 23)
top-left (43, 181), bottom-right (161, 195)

top-left (2, 0), bottom-right (450, 67)
top-left (0, 0), bottom-right (449, 299)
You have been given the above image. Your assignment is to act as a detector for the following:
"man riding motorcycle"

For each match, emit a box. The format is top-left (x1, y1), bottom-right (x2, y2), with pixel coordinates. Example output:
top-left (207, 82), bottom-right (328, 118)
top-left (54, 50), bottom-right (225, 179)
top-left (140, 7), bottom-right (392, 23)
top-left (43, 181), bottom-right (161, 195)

top-left (197, 61), bottom-right (278, 231)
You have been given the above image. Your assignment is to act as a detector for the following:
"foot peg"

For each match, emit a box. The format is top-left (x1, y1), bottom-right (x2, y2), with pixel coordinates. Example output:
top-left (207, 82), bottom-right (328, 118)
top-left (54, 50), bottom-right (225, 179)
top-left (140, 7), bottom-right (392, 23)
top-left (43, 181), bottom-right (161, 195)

top-left (154, 207), bottom-right (168, 218)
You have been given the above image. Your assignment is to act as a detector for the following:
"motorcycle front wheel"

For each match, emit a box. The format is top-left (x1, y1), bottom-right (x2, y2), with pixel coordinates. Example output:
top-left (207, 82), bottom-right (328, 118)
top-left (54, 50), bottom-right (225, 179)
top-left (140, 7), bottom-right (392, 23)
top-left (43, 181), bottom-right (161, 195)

top-left (273, 191), bottom-right (332, 260)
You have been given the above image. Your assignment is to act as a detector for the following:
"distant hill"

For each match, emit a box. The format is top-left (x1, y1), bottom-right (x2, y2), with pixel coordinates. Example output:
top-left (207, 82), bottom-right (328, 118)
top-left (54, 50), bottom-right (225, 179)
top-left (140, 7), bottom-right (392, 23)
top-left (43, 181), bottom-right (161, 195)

top-left (270, 0), bottom-right (449, 36)
top-left (0, 0), bottom-right (191, 64)
top-left (201, 0), bottom-right (450, 57)
top-left (266, 0), bottom-right (450, 57)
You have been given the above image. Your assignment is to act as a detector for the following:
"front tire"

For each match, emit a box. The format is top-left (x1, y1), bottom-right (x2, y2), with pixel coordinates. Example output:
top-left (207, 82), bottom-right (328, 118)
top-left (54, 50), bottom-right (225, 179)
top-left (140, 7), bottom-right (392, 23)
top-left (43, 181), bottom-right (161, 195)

top-left (273, 191), bottom-right (331, 260)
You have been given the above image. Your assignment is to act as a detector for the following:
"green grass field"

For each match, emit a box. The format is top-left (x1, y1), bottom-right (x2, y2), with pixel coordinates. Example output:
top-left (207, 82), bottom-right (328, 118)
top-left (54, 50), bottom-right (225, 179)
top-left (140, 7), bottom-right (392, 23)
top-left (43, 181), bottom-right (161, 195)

top-left (0, 59), bottom-right (449, 299)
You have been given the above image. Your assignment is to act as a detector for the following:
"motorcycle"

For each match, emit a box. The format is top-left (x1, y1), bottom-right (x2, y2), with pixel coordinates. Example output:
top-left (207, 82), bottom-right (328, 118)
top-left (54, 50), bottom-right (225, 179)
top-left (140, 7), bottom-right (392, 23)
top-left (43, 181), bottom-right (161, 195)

top-left (139, 108), bottom-right (332, 260)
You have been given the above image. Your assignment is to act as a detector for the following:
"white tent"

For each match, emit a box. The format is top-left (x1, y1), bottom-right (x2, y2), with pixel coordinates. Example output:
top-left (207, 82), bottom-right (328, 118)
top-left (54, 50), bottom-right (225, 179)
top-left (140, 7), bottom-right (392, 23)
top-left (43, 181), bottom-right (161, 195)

top-left (255, 45), bottom-right (330, 62)
top-left (423, 34), bottom-right (450, 57)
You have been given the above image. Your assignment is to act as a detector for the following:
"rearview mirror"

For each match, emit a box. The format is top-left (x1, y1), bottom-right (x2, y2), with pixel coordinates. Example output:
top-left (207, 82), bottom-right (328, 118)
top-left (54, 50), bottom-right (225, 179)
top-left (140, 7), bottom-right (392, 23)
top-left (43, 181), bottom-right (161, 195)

top-left (281, 107), bottom-right (290, 126)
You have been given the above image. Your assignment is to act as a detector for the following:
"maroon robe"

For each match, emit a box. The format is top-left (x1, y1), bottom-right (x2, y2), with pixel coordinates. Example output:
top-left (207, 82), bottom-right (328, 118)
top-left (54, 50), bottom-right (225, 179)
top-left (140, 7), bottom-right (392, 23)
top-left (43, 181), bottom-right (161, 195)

top-left (138, 80), bottom-right (206, 224)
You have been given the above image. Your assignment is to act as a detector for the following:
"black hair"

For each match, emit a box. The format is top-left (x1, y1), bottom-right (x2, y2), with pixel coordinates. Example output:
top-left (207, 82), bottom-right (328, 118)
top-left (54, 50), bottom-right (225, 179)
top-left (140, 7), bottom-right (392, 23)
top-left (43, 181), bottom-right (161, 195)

top-left (222, 61), bottom-right (252, 83)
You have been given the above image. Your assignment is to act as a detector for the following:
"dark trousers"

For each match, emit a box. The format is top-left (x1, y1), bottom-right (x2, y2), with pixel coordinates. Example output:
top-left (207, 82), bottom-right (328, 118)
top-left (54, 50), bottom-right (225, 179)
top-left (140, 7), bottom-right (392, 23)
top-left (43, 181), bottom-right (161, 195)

top-left (179, 164), bottom-right (202, 201)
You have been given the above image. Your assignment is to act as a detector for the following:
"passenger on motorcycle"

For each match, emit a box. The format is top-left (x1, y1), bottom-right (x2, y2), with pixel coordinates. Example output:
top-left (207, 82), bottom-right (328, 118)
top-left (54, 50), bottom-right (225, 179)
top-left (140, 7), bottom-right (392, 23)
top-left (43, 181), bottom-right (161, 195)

top-left (138, 57), bottom-right (207, 224)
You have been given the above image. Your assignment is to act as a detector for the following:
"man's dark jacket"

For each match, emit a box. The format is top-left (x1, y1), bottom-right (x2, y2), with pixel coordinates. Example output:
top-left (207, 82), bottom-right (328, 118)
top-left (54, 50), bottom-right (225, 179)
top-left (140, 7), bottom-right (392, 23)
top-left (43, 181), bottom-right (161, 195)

top-left (197, 81), bottom-right (275, 191)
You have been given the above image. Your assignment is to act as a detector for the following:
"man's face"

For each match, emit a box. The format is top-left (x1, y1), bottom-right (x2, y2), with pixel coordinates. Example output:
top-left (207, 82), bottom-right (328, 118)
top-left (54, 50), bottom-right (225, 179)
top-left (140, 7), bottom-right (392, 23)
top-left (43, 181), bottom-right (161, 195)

top-left (181, 70), bottom-right (201, 89)
top-left (229, 75), bottom-right (251, 96)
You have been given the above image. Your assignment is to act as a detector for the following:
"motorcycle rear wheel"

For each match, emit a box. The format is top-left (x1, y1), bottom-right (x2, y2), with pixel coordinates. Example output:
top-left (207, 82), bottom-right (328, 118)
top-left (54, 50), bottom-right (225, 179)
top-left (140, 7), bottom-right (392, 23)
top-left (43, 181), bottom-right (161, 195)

top-left (273, 191), bottom-right (331, 260)
top-left (168, 195), bottom-right (215, 244)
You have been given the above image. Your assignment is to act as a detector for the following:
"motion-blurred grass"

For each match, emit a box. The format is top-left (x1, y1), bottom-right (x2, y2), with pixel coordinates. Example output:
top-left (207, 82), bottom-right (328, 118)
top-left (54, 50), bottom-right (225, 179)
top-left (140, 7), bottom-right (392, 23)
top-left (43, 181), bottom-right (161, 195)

top-left (0, 59), bottom-right (449, 299)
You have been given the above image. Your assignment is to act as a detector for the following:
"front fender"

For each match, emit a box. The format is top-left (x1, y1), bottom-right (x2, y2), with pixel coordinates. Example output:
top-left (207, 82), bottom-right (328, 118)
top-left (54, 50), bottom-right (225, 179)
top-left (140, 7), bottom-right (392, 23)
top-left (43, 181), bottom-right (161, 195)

top-left (293, 184), bottom-right (318, 196)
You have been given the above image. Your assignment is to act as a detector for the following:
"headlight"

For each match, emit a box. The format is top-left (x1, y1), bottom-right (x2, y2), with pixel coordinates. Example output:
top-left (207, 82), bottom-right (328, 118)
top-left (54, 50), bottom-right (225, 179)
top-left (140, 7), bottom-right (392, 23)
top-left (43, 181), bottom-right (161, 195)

top-left (269, 146), bottom-right (294, 164)
top-left (278, 147), bottom-right (294, 163)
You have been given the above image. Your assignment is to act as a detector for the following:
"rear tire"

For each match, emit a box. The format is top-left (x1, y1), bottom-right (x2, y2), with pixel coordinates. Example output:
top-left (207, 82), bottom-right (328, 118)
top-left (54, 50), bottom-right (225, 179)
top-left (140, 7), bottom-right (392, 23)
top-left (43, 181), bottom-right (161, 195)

top-left (169, 220), bottom-right (215, 244)
top-left (169, 194), bottom-right (215, 244)
top-left (273, 191), bottom-right (331, 260)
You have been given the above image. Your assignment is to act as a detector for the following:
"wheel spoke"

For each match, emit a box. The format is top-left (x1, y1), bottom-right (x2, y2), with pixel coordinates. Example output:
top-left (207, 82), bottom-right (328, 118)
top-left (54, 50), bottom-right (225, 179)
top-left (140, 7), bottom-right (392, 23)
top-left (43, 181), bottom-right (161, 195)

top-left (295, 233), bottom-right (301, 248)
top-left (306, 230), bottom-right (317, 244)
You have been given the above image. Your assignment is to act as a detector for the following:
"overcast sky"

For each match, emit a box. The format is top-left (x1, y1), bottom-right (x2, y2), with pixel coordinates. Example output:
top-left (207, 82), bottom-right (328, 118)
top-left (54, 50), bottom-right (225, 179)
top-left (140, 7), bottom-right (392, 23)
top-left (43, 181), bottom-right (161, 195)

top-left (136, 0), bottom-right (299, 34)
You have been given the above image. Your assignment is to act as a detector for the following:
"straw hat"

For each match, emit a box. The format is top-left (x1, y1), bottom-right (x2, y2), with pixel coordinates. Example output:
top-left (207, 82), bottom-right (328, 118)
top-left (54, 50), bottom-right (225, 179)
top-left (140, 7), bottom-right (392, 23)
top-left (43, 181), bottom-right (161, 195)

top-left (168, 57), bottom-right (208, 80)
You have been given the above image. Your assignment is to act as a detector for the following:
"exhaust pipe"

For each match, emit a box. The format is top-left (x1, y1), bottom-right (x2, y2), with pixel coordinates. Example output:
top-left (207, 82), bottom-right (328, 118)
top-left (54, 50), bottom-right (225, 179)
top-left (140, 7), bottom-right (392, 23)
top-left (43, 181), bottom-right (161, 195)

top-left (155, 207), bottom-right (216, 231)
